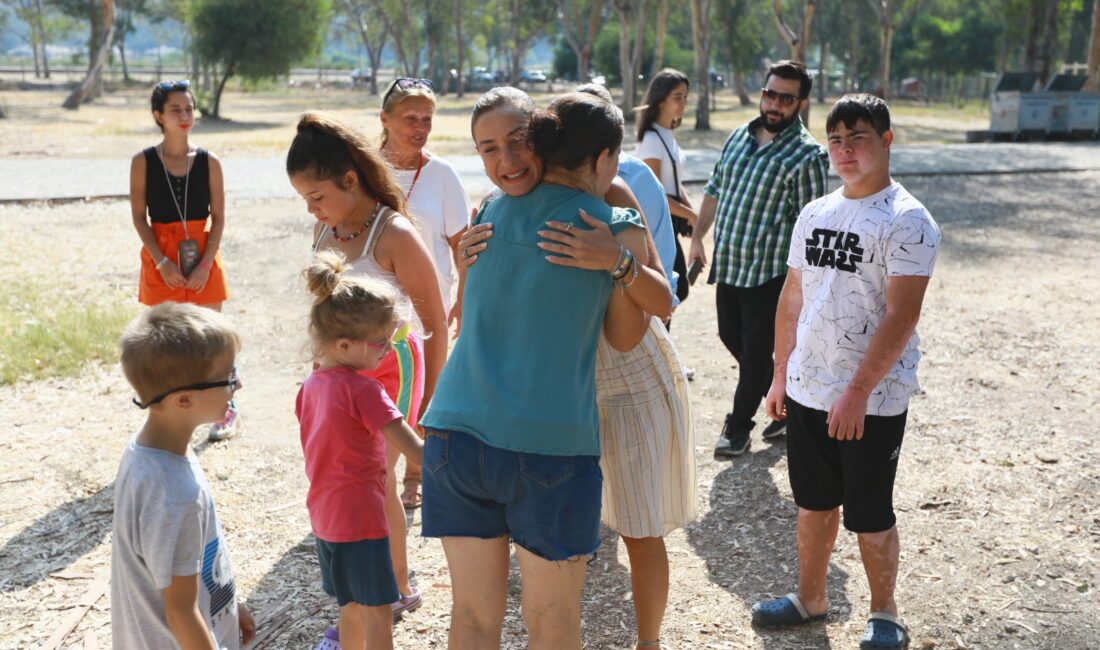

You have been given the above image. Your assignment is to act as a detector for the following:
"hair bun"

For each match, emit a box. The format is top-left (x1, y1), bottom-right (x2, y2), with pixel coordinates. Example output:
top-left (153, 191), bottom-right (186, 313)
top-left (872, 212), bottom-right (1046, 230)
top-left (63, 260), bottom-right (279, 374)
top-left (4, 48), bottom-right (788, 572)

top-left (305, 250), bottom-right (350, 303)
top-left (528, 110), bottom-right (563, 157)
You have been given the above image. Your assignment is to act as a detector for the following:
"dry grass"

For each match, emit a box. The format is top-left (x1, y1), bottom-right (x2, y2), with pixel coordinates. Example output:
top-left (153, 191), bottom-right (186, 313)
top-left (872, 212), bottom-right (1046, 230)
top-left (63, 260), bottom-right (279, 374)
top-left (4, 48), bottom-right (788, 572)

top-left (0, 86), bottom-right (988, 161)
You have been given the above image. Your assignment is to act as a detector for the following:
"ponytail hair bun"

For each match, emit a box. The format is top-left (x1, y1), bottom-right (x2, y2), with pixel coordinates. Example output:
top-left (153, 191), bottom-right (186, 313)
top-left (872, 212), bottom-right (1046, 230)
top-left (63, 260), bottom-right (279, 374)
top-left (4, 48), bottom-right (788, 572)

top-left (305, 250), bottom-right (351, 304)
top-left (528, 110), bottom-right (563, 159)
top-left (529, 92), bottom-right (624, 172)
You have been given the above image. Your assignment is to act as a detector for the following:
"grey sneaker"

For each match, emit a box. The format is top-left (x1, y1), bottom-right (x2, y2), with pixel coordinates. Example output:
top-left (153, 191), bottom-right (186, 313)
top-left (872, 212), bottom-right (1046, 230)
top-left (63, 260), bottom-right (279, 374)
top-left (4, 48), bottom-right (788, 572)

top-left (715, 416), bottom-right (752, 459)
top-left (762, 419), bottom-right (788, 440)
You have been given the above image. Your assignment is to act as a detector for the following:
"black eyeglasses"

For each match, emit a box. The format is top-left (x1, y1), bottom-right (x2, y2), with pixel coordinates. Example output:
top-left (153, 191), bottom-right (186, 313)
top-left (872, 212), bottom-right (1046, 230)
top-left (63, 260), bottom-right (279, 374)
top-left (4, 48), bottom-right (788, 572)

top-left (761, 88), bottom-right (800, 107)
top-left (156, 79), bottom-right (191, 93)
top-left (383, 78), bottom-right (433, 106)
top-left (133, 367), bottom-right (240, 409)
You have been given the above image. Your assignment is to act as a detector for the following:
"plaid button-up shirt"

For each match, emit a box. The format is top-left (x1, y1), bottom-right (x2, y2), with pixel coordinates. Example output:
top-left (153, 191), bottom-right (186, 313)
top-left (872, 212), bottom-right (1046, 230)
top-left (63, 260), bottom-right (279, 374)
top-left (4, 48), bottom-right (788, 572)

top-left (704, 117), bottom-right (829, 287)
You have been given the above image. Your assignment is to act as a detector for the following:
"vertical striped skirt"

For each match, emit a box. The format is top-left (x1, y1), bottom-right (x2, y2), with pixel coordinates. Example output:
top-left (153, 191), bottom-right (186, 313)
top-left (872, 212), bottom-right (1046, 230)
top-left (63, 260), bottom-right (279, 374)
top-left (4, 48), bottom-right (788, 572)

top-left (596, 316), bottom-right (698, 538)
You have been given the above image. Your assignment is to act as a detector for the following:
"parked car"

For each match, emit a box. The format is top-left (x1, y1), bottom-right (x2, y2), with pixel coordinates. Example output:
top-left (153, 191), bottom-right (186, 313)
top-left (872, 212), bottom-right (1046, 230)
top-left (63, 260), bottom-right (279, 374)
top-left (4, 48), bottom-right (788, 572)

top-left (351, 68), bottom-right (372, 86)
top-left (519, 69), bottom-right (548, 83)
top-left (468, 66), bottom-right (496, 90)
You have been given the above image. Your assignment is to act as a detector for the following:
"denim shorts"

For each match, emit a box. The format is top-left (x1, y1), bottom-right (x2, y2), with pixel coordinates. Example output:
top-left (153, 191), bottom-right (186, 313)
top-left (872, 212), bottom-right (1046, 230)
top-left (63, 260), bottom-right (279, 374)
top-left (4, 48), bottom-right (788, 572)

top-left (315, 536), bottom-right (400, 607)
top-left (421, 428), bottom-right (603, 561)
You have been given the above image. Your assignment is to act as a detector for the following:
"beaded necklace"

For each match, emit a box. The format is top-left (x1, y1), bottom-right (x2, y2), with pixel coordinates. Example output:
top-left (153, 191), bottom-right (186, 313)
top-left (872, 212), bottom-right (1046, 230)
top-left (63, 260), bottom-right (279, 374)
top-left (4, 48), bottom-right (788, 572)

top-left (331, 202), bottom-right (381, 242)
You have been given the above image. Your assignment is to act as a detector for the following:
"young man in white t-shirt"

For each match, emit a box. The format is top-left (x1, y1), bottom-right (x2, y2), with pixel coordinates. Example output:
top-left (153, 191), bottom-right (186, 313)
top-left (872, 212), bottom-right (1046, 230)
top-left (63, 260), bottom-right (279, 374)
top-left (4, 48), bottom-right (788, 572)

top-left (750, 94), bottom-right (940, 650)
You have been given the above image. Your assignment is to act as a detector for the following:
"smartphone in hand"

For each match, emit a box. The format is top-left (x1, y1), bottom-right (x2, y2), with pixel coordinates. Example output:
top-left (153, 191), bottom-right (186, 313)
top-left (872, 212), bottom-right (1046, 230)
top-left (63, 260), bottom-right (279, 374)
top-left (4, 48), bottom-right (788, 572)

top-left (687, 258), bottom-right (703, 285)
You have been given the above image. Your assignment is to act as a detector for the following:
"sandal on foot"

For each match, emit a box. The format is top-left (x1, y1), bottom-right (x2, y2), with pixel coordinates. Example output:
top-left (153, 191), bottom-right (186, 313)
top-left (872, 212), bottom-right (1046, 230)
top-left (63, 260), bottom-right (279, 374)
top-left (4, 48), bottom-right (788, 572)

top-left (391, 587), bottom-right (422, 621)
top-left (860, 612), bottom-right (909, 649)
top-left (751, 593), bottom-right (827, 628)
top-left (314, 626), bottom-right (340, 650)
top-left (401, 478), bottom-right (422, 509)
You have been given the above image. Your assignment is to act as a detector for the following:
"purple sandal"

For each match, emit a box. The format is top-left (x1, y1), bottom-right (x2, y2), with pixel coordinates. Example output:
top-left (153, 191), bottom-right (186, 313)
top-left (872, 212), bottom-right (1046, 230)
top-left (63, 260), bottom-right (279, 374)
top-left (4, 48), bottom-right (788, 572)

top-left (391, 587), bottom-right (422, 622)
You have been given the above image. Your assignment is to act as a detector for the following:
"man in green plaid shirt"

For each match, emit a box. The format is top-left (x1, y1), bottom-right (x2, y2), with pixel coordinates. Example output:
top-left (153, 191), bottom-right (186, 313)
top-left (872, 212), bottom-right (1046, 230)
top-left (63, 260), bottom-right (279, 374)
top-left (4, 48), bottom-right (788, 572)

top-left (688, 60), bottom-right (829, 459)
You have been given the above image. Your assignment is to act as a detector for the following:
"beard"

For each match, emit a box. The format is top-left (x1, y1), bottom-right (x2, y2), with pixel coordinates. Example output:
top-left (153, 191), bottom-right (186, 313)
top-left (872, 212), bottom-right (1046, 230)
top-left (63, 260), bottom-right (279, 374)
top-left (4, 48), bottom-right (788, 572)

top-left (759, 107), bottom-right (799, 133)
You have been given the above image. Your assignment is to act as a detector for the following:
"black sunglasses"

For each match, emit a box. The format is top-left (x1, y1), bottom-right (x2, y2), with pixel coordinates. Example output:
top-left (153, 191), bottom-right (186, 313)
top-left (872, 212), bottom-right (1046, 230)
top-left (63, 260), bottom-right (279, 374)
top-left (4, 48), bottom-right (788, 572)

top-left (383, 78), bottom-right (433, 106)
top-left (133, 367), bottom-right (240, 409)
top-left (156, 79), bottom-right (191, 93)
top-left (761, 88), bottom-right (800, 107)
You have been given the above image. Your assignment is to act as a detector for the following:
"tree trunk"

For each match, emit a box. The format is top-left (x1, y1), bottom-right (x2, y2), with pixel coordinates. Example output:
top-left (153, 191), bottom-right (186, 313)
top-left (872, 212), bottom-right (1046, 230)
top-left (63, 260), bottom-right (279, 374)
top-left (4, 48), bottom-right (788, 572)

top-left (733, 67), bottom-right (750, 105)
top-left (580, 1), bottom-right (600, 80)
top-left (690, 0), bottom-right (710, 129)
top-left (1036, 0), bottom-right (1059, 85)
top-left (849, 23), bottom-right (860, 91)
top-left (880, 21), bottom-right (895, 99)
top-left (818, 38), bottom-right (827, 103)
top-left (456, 0), bottom-right (465, 96)
top-left (650, 0), bottom-right (669, 78)
top-left (1023, 0), bottom-right (1042, 72)
top-left (1086, 0), bottom-right (1100, 92)
top-left (211, 63), bottom-right (234, 118)
top-left (118, 38), bottom-right (130, 83)
top-left (612, 0), bottom-right (647, 110)
top-left (62, 0), bottom-right (115, 109)
top-left (773, 0), bottom-right (816, 122)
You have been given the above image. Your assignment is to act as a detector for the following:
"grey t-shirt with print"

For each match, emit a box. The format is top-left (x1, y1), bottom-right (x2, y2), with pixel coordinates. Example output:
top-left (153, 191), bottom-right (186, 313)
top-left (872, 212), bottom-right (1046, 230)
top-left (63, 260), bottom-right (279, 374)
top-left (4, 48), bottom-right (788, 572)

top-left (786, 182), bottom-right (940, 416)
top-left (110, 440), bottom-right (239, 649)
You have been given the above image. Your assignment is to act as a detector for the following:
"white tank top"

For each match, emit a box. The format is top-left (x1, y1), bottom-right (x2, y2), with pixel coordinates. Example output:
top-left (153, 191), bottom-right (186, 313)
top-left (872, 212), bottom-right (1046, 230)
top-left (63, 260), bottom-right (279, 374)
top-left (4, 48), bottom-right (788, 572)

top-left (313, 207), bottom-right (420, 328)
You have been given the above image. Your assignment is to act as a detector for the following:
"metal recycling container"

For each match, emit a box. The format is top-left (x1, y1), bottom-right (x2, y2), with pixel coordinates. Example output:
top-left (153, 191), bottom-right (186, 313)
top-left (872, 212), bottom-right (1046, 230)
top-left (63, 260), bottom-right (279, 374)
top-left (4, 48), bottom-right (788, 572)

top-left (1069, 94), bottom-right (1100, 135)
top-left (1017, 93), bottom-right (1052, 133)
top-left (1045, 75), bottom-right (1087, 134)
top-left (989, 72), bottom-right (1038, 135)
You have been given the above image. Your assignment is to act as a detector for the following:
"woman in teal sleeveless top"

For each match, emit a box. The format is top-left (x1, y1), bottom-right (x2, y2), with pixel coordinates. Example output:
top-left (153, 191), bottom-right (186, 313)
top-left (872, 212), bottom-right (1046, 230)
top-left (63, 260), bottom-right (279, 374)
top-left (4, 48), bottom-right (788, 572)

top-left (420, 92), bottom-right (650, 649)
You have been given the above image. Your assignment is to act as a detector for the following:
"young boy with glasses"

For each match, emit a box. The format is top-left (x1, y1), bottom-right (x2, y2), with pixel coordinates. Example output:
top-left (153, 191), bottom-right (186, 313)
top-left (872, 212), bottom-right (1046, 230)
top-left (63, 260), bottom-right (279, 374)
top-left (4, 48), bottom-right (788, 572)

top-left (751, 94), bottom-right (940, 650)
top-left (112, 302), bottom-right (255, 649)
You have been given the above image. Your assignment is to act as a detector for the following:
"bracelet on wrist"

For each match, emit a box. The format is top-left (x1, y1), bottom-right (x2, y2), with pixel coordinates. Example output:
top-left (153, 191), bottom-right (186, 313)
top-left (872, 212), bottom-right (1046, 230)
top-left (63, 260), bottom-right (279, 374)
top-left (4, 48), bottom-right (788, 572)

top-left (619, 256), bottom-right (639, 288)
top-left (198, 260), bottom-right (213, 271)
top-left (155, 256), bottom-right (169, 269)
top-left (611, 248), bottom-right (634, 280)
top-left (608, 245), bottom-right (629, 277)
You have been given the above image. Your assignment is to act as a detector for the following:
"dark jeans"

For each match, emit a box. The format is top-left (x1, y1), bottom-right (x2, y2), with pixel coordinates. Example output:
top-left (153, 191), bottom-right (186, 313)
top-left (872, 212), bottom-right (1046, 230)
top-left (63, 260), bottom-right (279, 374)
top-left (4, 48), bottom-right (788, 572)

top-left (671, 230), bottom-right (690, 303)
top-left (716, 275), bottom-right (786, 432)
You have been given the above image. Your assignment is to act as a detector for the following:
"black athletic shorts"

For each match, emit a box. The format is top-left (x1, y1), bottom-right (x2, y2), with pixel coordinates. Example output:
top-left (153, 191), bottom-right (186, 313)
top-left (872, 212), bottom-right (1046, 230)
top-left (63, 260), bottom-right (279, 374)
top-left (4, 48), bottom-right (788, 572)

top-left (785, 396), bottom-right (907, 533)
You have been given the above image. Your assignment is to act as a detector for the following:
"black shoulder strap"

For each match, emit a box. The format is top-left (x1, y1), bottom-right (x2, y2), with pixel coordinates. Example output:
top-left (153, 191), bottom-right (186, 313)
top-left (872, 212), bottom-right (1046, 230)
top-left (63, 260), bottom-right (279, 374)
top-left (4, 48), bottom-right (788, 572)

top-left (649, 128), bottom-right (681, 200)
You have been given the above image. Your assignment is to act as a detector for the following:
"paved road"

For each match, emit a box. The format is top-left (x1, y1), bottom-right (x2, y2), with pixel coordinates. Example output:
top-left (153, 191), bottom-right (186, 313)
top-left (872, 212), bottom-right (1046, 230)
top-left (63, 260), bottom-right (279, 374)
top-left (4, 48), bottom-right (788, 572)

top-left (2, 142), bottom-right (1098, 202)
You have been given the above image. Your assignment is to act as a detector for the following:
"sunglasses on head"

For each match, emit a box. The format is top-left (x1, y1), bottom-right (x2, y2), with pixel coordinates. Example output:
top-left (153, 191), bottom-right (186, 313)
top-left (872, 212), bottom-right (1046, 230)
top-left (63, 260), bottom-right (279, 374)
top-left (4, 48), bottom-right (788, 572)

top-left (383, 78), bottom-right (433, 106)
top-left (156, 79), bottom-right (191, 93)
top-left (133, 367), bottom-right (240, 410)
top-left (761, 88), bottom-right (800, 107)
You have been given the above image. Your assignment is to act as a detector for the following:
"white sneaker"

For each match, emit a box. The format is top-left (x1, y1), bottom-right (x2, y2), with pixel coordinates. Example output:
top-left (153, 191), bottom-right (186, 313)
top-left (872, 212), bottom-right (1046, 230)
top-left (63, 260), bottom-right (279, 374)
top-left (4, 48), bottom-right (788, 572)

top-left (208, 401), bottom-right (241, 442)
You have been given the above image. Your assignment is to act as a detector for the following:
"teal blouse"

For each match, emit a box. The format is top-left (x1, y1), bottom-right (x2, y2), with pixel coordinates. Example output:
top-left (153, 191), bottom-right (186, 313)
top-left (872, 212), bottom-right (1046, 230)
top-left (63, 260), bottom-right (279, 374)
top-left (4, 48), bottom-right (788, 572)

top-left (422, 183), bottom-right (643, 456)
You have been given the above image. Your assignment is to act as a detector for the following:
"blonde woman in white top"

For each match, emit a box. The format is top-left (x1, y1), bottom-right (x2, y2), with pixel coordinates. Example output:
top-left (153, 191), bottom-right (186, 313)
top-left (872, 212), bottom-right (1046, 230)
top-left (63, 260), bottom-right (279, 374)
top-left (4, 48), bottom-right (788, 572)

top-left (377, 77), bottom-right (473, 510)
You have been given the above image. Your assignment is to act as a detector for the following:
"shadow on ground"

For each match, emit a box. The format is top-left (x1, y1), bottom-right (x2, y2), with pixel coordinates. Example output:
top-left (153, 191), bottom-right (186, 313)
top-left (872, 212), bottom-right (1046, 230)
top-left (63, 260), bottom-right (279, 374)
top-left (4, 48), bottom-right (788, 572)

top-left (686, 437), bottom-right (848, 649)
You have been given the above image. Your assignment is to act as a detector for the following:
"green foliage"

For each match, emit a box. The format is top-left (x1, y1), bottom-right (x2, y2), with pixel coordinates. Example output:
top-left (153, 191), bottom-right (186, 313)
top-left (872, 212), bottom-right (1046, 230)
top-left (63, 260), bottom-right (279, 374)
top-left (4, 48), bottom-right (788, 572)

top-left (894, 7), bottom-right (1002, 76)
top-left (0, 280), bottom-right (136, 386)
top-left (592, 21), bottom-right (694, 86)
top-left (192, 0), bottom-right (330, 114)
top-left (193, 0), bottom-right (329, 80)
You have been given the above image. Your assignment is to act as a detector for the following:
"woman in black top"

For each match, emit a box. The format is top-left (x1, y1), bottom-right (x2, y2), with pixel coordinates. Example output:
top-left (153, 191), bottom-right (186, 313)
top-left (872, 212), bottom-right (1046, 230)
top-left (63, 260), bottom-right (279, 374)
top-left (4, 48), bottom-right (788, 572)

top-left (129, 80), bottom-right (237, 440)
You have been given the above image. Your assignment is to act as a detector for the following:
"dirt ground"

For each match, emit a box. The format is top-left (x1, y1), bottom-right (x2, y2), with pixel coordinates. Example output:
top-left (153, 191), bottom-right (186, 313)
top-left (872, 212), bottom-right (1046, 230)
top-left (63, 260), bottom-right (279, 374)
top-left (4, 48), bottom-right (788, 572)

top-left (1, 166), bottom-right (1098, 650)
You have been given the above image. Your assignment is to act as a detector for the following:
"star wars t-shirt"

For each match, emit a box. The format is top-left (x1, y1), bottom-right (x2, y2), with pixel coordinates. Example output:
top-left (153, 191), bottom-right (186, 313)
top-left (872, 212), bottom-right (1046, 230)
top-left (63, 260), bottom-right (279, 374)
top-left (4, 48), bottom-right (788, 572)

top-left (785, 182), bottom-right (940, 416)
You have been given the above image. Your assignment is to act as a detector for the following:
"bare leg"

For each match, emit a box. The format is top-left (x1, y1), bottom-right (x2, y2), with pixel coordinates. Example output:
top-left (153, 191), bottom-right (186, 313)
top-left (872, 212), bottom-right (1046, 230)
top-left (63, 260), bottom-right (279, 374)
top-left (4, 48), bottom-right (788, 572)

top-left (796, 507), bottom-right (839, 616)
top-left (857, 526), bottom-right (900, 616)
top-left (621, 535), bottom-right (668, 648)
top-left (338, 602), bottom-right (392, 650)
top-left (401, 428), bottom-right (426, 507)
top-left (515, 545), bottom-right (588, 650)
top-left (385, 442), bottom-right (411, 595)
top-left (442, 536), bottom-right (510, 650)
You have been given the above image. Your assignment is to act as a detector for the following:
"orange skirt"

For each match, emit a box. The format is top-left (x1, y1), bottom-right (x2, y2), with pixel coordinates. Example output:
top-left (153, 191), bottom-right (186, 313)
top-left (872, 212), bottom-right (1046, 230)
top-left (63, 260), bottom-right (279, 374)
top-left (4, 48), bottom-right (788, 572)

top-left (139, 220), bottom-right (231, 306)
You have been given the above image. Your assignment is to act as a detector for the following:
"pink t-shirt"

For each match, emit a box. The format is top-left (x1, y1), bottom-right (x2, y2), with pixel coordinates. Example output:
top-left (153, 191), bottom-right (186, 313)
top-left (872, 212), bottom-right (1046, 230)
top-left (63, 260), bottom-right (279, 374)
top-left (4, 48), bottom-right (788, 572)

top-left (296, 365), bottom-right (404, 542)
